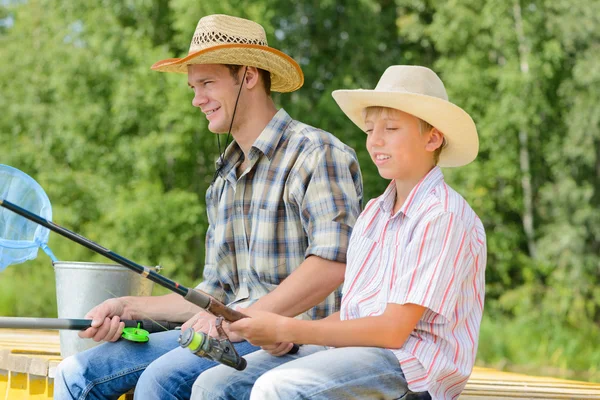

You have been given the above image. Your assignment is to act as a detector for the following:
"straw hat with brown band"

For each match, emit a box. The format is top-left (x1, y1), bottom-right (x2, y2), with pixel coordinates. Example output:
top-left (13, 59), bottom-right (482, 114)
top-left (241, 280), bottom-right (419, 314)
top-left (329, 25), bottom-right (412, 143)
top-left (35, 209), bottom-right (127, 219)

top-left (151, 14), bottom-right (304, 93)
top-left (332, 65), bottom-right (479, 167)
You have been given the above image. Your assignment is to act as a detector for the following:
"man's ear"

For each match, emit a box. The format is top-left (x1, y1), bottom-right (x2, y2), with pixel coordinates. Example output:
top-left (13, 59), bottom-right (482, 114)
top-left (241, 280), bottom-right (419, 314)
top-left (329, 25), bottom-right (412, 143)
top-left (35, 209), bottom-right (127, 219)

top-left (425, 128), bottom-right (445, 152)
top-left (242, 66), bottom-right (260, 90)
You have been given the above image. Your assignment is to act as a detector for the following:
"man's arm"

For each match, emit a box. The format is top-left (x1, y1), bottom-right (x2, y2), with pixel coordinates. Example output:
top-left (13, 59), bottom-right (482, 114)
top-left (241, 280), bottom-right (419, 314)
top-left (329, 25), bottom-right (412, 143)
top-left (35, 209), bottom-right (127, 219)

top-left (248, 255), bottom-right (345, 317)
top-left (252, 144), bottom-right (361, 318)
top-left (78, 293), bottom-right (203, 342)
top-left (120, 293), bottom-right (202, 322)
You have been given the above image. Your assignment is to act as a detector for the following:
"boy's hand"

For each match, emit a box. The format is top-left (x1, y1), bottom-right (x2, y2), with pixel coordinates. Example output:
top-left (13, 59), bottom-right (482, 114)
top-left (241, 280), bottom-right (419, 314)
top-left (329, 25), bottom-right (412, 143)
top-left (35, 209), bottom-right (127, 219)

top-left (228, 308), bottom-right (285, 346)
top-left (261, 342), bottom-right (295, 356)
top-left (182, 310), bottom-right (244, 342)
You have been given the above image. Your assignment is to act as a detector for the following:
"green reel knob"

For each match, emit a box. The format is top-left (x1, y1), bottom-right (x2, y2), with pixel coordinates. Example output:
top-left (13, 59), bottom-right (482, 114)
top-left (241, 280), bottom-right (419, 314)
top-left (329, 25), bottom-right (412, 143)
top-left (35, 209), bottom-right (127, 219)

top-left (121, 323), bottom-right (150, 343)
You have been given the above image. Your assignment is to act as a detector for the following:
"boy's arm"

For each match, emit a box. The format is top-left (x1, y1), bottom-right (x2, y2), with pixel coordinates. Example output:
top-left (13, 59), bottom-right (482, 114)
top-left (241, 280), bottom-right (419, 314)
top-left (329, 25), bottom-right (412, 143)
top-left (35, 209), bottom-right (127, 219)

top-left (287, 303), bottom-right (425, 348)
top-left (231, 304), bottom-right (425, 349)
top-left (324, 311), bottom-right (340, 321)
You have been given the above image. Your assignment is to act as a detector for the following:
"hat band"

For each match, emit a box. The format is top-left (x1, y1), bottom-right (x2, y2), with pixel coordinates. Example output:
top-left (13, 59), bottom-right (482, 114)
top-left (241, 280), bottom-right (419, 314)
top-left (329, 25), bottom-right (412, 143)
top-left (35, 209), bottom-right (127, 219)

top-left (190, 31), bottom-right (268, 53)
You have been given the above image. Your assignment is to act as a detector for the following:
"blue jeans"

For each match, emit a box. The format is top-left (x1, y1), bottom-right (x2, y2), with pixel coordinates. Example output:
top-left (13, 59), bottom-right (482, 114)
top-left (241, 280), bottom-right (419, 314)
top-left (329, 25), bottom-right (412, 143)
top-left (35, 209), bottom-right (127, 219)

top-left (53, 330), bottom-right (259, 400)
top-left (192, 346), bottom-right (431, 400)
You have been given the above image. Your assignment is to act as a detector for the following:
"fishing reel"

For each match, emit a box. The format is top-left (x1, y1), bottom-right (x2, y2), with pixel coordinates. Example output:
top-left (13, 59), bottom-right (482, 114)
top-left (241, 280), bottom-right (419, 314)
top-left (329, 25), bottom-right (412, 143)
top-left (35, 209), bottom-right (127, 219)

top-left (178, 317), bottom-right (247, 371)
top-left (120, 319), bottom-right (181, 343)
top-left (121, 322), bottom-right (150, 343)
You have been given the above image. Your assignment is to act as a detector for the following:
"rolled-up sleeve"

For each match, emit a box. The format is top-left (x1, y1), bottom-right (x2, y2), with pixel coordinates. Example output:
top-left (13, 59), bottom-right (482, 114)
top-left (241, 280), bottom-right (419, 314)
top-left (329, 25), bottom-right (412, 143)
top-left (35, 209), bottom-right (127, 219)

top-left (291, 145), bottom-right (363, 263)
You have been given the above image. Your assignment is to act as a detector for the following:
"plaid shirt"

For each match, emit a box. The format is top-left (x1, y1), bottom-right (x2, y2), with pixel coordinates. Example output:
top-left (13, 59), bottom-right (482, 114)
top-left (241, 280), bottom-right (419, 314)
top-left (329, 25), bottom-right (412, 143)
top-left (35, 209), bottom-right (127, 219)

top-left (196, 109), bottom-right (363, 319)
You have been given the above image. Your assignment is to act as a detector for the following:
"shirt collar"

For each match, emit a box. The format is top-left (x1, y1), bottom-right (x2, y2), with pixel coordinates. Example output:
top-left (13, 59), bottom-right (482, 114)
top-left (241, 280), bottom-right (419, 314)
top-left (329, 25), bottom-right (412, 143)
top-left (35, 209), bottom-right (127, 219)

top-left (215, 141), bottom-right (243, 178)
top-left (215, 108), bottom-right (291, 176)
top-left (251, 108), bottom-right (291, 161)
top-left (378, 166), bottom-right (445, 217)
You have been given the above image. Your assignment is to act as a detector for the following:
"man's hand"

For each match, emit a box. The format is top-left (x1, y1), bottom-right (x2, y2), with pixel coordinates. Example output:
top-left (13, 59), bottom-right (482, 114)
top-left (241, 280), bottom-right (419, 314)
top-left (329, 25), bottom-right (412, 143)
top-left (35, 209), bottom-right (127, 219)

top-left (78, 298), bottom-right (133, 342)
top-left (181, 310), bottom-right (244, 342)
top-left (228, 308), bottom-right (287, 347)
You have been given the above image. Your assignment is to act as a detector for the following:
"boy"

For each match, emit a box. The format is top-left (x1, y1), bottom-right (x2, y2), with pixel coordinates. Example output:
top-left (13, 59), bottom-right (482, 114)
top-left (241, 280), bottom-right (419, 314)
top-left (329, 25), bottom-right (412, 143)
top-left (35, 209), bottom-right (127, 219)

top-left (191, 65), bottom-right (486, 400)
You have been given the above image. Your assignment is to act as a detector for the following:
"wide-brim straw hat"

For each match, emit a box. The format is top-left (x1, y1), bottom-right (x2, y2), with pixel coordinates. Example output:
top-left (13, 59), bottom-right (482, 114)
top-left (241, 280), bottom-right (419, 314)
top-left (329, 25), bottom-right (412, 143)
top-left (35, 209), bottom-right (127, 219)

top-left (332, 65), bottom-right (479, 167)
top-left (151, 14), bottom-right (303, 93)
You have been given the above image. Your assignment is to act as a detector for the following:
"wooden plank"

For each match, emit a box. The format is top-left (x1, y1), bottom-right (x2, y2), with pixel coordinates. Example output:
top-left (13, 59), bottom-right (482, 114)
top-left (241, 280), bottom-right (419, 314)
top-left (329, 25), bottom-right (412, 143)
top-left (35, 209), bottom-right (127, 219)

top-left (462, 384), bottom-right (600, 399)
top-left (464, 367), bottom-right (600, 399)
top-left (7, 353), bottom-right (50, 377)
top-left (48, 360), bottom-right (60, 379)
top-left (1, 329), bottom-right (600, 399)
top-left (0, 329), bottom-right (60, 354)
top-left (471, 367), bottom-right (597, 384)
top-left (469, 367), bottom-right (600, 387)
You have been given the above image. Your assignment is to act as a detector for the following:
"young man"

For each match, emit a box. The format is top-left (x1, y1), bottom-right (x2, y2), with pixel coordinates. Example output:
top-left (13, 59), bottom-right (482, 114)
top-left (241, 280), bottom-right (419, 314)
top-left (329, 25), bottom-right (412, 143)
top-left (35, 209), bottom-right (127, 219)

top-left (53, 14), bottom-right (363, 399)
top-left (191, 65), bottom-right (487, 400)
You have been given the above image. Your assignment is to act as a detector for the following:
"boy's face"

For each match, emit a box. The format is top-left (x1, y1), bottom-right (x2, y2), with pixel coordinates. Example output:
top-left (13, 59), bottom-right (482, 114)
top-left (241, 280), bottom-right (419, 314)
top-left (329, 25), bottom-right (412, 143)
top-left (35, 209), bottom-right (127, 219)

top-left (187, 64), bottom-right (243, 134)
top-left (364, 108), bottom-right (435, 181)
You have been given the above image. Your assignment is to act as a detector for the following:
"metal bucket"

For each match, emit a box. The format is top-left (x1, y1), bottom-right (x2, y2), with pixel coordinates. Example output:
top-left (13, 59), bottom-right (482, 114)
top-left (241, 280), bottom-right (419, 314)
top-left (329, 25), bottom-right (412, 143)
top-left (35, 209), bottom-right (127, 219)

top-left (53, 261), bottom-right (155, 358)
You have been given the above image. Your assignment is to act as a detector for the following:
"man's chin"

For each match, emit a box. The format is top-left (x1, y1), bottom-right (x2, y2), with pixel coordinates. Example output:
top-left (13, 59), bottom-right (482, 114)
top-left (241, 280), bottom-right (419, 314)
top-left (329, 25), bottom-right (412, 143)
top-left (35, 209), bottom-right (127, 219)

top-left (207, 125), bottom-right (229, 134)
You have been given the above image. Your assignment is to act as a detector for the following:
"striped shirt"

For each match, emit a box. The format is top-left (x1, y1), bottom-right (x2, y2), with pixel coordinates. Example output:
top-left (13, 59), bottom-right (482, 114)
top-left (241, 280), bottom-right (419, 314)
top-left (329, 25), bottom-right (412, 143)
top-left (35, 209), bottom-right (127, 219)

top-left (196, 109), bottom-right (363, 319)
top-left (341, 166), bottom-right (486, 399)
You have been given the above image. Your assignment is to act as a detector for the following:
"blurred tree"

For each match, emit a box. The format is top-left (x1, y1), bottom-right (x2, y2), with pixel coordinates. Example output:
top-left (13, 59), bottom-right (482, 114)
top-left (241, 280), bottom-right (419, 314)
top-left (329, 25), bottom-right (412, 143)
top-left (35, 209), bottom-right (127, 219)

top-left (395, 0), bottom-right (599, 377)
top-left (536, 0), bottom-right (600, 328)
top-left (0, 0), bottom-right (598, 380)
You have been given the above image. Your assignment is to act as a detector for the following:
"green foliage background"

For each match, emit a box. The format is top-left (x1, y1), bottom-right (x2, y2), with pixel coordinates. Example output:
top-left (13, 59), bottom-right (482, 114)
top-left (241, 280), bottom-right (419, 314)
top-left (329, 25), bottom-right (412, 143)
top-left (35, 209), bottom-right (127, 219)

top-left (1, 0), bottom-right (598, 382)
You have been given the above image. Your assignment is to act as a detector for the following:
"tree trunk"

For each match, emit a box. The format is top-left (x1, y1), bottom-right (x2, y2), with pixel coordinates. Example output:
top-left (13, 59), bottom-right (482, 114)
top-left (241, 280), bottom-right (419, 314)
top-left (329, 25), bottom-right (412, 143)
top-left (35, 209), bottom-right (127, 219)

top-left (513, 0), bottom-right (537, 259)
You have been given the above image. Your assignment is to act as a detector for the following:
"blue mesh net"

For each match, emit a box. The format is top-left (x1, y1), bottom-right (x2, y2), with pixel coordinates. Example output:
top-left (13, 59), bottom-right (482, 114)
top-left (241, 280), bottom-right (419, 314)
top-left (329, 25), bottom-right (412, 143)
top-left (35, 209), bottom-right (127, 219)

top-left (0, 165), bottom-right (57, 271)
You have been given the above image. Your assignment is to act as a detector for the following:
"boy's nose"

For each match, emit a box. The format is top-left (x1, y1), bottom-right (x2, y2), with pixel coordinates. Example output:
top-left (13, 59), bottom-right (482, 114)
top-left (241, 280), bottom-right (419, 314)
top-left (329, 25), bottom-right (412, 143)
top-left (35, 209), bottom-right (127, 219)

top-left (368, 129), bottom-right (385, 147)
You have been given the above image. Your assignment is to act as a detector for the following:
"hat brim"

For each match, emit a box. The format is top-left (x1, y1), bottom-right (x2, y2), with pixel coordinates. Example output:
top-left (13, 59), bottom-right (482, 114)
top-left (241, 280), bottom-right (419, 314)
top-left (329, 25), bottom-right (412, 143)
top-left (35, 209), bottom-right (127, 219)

top-left (151, 43), bottom-right (304, 93)
top-left (331, 90), bottom-right (479, 167)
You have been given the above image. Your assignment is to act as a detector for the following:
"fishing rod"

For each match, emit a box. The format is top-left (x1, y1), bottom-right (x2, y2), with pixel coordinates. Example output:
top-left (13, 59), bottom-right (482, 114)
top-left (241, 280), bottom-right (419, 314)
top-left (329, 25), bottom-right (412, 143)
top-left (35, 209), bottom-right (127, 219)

top-left (0, 198), bottom-right (283, 370)
top-left (0, 198), bottom-right (243, 321)
top-left (0, 317), bottom-right (180, 342)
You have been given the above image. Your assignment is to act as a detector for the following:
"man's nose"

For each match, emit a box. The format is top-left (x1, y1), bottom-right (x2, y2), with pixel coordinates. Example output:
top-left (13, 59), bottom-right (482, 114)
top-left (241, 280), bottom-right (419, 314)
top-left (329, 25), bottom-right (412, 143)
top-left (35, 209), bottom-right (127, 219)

top-left (192, 91), bottom-right (208, 108)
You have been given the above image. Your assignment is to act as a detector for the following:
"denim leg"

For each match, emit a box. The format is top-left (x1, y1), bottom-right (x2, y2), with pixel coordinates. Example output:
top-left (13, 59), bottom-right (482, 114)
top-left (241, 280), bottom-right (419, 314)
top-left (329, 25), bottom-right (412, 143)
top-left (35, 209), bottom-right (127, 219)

top-left (53, 330), bottom-right (259, 400)
top-left (133, 340), bottom-right (259, 400)
top-left (191, 345), bottom-right (328, 400)
top-left (249, 347), bottom-right (426, 400)
top-left (54, 330), bottom-right (181, 400)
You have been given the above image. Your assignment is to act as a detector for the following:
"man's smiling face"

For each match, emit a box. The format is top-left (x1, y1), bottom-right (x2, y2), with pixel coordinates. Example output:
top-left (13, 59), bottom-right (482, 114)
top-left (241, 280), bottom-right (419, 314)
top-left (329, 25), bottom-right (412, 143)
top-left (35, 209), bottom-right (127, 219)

top-left (188, 64), bottom-right (243, 134)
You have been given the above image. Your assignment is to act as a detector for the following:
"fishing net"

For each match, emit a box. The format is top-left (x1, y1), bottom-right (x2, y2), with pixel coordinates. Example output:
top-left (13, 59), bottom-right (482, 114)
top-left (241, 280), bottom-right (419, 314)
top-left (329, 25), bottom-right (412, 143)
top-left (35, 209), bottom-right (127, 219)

top-left (0, 164), bottom-right (57, 271)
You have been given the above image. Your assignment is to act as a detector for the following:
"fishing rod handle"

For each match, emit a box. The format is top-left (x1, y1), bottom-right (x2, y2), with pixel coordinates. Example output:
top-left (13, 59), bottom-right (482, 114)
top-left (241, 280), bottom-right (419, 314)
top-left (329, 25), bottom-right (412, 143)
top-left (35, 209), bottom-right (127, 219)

top-left (0, 317), bottom-right (180, 332)
top-left (184, 292), bottom-right (301, 354)
top-left (184, 289), bottom-right (247, 321)
top-left (71, 319), bottom-right (181, 332)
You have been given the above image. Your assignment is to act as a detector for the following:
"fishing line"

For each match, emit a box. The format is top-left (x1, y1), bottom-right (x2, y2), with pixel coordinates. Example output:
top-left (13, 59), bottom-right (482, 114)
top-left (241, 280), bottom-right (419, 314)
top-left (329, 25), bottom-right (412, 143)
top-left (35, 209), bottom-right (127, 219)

top-left (102, 287), bottom-right (176, 335)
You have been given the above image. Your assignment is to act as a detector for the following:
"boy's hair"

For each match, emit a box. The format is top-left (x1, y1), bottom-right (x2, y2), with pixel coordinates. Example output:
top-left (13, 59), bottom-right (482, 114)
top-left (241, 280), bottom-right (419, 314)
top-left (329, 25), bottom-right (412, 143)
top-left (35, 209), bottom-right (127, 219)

top-left (364, 106), bottom-right (445, 165)
top-left (225, 64), bottom-right (271, 95)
